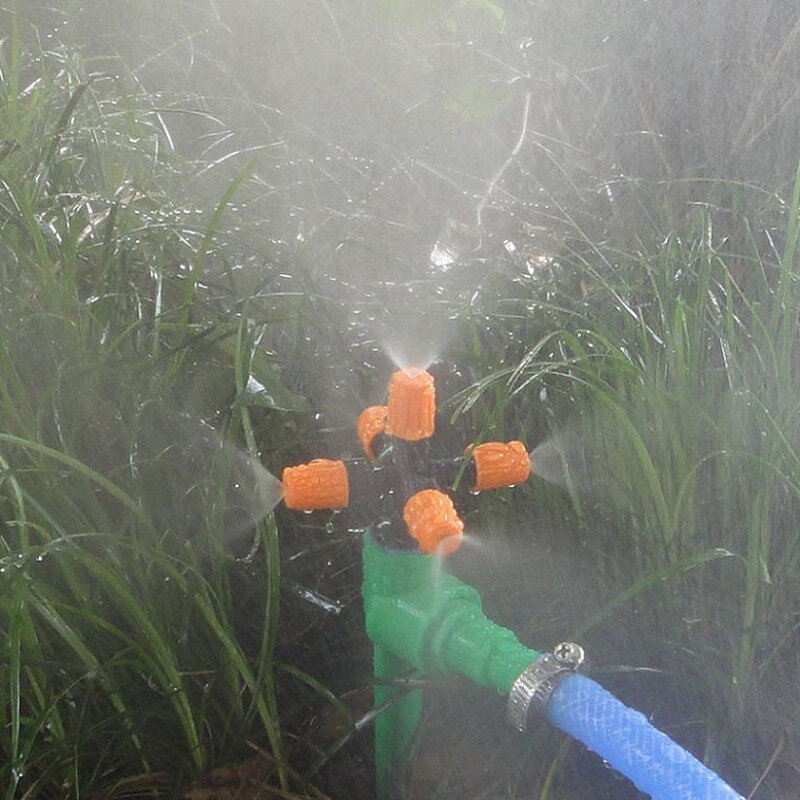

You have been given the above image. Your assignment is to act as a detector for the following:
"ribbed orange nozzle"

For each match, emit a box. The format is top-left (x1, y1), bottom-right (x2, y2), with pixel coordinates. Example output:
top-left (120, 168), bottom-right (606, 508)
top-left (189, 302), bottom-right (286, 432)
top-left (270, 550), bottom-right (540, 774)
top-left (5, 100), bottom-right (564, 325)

top-left (357, 405), bottom-right (388, 460)
top-left (470, 441), bottom-right (531, 491)
top-left (385, 369), bottom-right (435, 441)
top-left (282, 459), bottom-right (349, 510)
top-left (403, 488), bottom-right (464, 555)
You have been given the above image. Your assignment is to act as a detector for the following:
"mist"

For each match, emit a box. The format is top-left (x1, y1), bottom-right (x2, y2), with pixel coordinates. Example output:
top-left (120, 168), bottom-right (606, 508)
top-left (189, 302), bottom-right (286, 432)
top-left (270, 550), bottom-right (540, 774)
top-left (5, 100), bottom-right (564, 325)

top-left (4, 1), bottom-right (800, 797)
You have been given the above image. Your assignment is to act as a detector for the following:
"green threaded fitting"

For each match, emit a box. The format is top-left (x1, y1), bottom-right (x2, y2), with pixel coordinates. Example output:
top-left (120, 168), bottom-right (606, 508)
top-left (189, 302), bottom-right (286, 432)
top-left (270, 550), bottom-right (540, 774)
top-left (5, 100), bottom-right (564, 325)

top-left (362, 533), bottom-right (539, 694)
top-left (431, 603), bottom-right (540, 692)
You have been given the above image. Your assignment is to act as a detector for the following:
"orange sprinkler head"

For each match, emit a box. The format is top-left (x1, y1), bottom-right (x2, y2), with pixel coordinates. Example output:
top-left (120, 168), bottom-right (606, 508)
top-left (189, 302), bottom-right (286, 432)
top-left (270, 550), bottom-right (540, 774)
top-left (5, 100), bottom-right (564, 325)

top-left (403, 488), bottom-right (464, 555)
top-left (385, 369), bottom-right (435, 442)
top-left (470, 441), bottom-right (531, 491)
top-left (357, 405), bottom-right (388, 460)
top-left (282, 459), bottom-right (349, 510)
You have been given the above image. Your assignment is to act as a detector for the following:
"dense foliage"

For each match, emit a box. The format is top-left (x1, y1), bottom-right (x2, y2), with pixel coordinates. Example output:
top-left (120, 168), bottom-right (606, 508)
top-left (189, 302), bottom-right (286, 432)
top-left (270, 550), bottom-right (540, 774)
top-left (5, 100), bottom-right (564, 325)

top-left (2, 1), bottom-right (800, 797)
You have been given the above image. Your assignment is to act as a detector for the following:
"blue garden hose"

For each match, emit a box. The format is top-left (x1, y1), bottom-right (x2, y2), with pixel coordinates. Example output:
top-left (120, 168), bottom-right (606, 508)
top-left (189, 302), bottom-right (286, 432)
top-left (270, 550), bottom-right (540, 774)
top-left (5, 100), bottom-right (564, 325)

top-left (546, 674), bottom-right (744, 799)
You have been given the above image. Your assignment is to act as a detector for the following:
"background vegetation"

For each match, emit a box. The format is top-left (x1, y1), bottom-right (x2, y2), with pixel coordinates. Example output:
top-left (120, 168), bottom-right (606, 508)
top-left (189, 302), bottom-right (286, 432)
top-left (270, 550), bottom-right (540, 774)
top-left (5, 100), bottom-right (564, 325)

top-left (1, 0), bottom-right (799, 797)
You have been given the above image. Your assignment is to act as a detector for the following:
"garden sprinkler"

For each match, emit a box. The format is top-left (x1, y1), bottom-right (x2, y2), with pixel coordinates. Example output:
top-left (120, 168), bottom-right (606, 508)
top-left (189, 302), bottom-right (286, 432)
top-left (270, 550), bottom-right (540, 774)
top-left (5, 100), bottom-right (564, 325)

top-left (279, 368), bottom-right (744, 800)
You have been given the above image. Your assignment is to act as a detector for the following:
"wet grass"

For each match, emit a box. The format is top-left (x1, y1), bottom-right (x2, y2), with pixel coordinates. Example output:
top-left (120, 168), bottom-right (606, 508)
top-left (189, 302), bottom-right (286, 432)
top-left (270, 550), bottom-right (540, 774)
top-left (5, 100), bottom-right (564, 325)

top-left (451, 184), bottom-right (800, 795)
top-left (3, 1), bottom-right (800, 799)
top-left (0, 16), bottom-right (318, 798)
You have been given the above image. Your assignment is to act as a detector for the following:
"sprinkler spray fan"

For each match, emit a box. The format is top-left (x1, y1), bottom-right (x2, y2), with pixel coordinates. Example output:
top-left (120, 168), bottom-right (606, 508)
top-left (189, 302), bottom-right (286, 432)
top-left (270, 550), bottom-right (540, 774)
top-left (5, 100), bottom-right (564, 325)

top-left (281, 367), bottom-right (530, 556)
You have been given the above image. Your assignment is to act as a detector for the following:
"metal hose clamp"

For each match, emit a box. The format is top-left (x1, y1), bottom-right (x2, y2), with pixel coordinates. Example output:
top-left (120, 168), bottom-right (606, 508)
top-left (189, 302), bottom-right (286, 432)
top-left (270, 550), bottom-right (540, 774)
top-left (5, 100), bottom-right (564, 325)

top-left (506, 642), bottom-right (586, 733)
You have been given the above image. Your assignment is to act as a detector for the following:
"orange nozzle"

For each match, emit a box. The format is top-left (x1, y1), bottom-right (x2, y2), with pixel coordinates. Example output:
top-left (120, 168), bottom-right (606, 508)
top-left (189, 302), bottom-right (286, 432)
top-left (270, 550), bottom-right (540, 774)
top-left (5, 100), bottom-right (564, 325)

top-left (357, 405), bottom-right (388, 460)
top-left (282, 459), bottom-right (349, 510)
top-left (470, 441), bottom-right (531, 491)
top-left (385, 369), bottom-right (435, 441)
top-left (403, 488), bottom-right (464, 555)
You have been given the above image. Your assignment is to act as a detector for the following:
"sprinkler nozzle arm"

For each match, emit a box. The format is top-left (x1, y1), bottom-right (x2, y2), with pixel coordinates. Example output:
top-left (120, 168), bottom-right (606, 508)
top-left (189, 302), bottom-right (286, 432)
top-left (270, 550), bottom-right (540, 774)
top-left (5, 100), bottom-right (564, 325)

top-left (385, 369), bottom-right (436, 441)
top-left (282, 459), bottom-right (349, 510)
top-left (469, 441), bottom-right (531, 491)
top-left (402, 489), bottom-right (464, 555)
top-left (357, 405), bottom-right (388, 460)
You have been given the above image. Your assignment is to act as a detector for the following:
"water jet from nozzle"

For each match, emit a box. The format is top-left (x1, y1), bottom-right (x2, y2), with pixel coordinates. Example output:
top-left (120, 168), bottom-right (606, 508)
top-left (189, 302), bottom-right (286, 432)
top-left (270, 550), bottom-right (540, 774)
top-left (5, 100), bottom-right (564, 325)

top-left (528, 432), bottom-right (589, 491)
top-left (135, 407), bottom-right (285, 544)
top-left (215, 444), bottom-right (285, 539)
top-left (239, 452), bottom-right (285, 515)
top-left (384, 342), bottom-right (439, 374)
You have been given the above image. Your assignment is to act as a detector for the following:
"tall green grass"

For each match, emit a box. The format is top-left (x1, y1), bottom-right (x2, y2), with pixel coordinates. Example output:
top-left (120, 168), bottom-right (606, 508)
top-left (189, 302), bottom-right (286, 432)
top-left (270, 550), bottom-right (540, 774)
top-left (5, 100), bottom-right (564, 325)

top-left (0, 20), bottom-right (322, 798)
top-left (4, 2), bottom-right (800, 798)
top-left (453, 183), bottom-right (800, 795)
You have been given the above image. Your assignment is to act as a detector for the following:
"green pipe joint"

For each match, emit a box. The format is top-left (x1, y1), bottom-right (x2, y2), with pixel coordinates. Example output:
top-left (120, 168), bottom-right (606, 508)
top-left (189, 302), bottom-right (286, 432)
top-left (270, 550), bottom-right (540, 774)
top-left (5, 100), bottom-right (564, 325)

top-left (362, 533), bottom-right (539, 693)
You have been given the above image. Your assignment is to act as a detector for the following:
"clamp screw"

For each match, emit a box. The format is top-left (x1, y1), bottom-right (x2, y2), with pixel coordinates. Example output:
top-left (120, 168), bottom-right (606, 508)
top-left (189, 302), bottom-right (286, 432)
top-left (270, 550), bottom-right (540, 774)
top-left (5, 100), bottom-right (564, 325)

top-left (553, 641), bottom-right (585, 670)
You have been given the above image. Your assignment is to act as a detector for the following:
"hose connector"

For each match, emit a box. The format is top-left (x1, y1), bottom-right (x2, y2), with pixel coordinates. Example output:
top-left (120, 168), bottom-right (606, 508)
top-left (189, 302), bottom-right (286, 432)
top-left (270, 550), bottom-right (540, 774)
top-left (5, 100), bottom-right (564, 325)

top-left (506, 642), bottom-right (586, 732)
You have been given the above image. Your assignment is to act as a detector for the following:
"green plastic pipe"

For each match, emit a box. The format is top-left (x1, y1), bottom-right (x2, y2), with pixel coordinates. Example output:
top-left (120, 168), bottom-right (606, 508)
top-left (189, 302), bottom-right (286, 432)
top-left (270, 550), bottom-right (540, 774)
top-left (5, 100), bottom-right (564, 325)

top-left (362, 533), bottom-right (539, 798)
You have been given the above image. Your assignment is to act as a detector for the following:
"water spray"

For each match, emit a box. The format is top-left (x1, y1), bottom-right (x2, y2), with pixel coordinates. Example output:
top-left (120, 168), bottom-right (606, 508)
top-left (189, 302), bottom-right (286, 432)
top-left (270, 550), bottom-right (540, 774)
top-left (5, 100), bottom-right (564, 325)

top-left (278, 368), bottom-right (743, 799)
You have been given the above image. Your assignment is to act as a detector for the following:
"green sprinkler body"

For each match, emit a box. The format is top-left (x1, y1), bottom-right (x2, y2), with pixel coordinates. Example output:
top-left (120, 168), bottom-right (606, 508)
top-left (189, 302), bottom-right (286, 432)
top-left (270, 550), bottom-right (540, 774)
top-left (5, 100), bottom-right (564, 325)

top-left (282, 368), bottom-right (548, 798)
top-left (362, 533), bottom-right (538, 797)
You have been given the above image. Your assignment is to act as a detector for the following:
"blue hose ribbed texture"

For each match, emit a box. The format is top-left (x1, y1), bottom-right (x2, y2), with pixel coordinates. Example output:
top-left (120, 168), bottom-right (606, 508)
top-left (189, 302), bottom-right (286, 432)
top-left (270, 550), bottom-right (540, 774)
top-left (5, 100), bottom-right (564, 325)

top-left (546, 675), bottom-right (743, 799)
